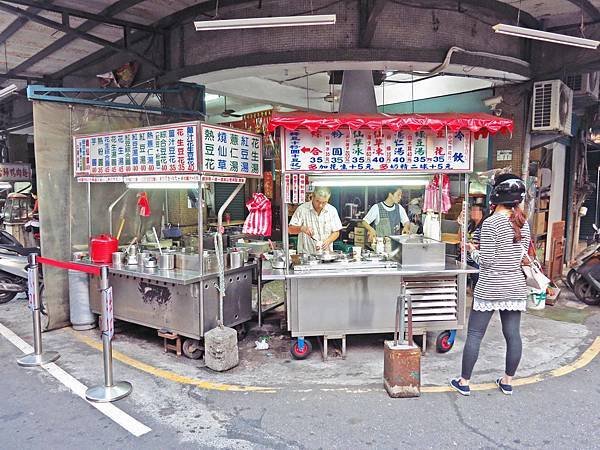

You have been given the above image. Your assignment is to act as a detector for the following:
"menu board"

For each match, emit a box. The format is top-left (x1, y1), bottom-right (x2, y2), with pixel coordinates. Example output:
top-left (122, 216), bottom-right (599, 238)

top-left (73, 122), bottom-right (199, 176)
top-left (0, 163), bottom-right (32, 181)
top-left (283, 128), bottom-right (472, 174)
top-left (200, 124), bottom-right (263, 178)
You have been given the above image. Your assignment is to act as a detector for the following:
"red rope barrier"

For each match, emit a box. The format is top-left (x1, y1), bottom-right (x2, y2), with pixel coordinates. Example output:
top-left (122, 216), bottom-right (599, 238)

top-left (37, 256), bottom-right (101, 276)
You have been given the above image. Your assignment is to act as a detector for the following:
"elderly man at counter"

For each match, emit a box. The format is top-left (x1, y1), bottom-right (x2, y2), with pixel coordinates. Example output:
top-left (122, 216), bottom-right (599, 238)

top-left (289, 186), bottom-right (343, 255)
top-left (361, 187), bottom-right (410, 243)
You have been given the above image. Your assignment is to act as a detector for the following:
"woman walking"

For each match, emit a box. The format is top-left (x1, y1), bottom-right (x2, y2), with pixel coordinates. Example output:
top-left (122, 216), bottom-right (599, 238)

top-left (450, 174), bottom-right (530, 396)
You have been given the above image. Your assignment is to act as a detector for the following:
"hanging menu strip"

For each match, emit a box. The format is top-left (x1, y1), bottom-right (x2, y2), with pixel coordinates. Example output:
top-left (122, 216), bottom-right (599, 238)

top-left (73, 121), bottom-right (199, 177)
top-left (284, 127), bottom-right (472, 173)
top-left (200, 124), bottom-right (263, 178)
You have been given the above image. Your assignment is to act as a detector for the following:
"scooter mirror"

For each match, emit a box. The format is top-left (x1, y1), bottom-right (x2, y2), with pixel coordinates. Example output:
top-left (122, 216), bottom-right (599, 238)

top-left (594, 224), bottom-right (598, 232)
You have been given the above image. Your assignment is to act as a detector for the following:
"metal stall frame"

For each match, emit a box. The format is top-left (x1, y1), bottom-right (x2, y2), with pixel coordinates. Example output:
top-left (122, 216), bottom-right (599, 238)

top-left (269, 113), bottom-right (514, 359)
top-left (77, 120), bottom-right (263, 359)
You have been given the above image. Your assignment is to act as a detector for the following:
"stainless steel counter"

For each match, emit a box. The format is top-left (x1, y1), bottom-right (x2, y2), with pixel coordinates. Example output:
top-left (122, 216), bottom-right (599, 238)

top-left (109, 262), bottom-right (256, 285)
top-left (288, 258), bottom-right (477, 279)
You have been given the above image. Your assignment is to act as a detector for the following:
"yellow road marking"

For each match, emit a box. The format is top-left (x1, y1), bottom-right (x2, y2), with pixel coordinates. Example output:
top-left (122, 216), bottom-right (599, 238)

top-left (70, 331), bottom-right (276, 393)
top-left (70, 330), bottom-right (600, 395)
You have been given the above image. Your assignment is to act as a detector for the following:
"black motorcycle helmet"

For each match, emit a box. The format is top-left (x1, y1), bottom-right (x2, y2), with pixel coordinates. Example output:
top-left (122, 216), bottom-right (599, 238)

top-left (490, 173), bottom-right (526, 206)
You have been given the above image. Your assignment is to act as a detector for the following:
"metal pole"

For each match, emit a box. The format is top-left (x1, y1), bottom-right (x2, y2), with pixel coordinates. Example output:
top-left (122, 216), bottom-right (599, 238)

top-left (87, 181), bottom-right (92, 240)
top-left (463, 174), bottom-right (469, 266)
top-left (594, 166), bottom-right (600, 226)
top-left (108, 189), bottom-right (129, 236)
top-left (17, 253), bottom-right (60, 367)
top-left (198, 182), bottom-right (204, 276)
top-left (257, 257), bottom-right (263, 328)
top-left (215, 182), bottom-right (245, 324)
top-left (85, 266), bottom-right (132, 402)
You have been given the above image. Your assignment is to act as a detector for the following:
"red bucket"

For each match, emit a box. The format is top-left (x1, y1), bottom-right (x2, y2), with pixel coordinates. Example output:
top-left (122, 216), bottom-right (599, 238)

top-left (90, 234), bottom-right (118, 263)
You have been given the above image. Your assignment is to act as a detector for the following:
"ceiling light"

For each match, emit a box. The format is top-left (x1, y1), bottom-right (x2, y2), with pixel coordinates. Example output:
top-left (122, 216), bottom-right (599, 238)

top-left (493, 24), bottom-right (600, 49)
top-left (311, 176), bottom-right (430, 187)
top-left (126, 182), bottom-right (199, 189)
top-left (0, 84), bottom-right (18, 100)
top-left (194, 14), bottom-right (336, 31)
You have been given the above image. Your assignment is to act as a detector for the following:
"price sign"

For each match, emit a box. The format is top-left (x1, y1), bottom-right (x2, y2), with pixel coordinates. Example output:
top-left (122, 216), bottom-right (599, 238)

top-left (283, 128), bottom-right (472, 174)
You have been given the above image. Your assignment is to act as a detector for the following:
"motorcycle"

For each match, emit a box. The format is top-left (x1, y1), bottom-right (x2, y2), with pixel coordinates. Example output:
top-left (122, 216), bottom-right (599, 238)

top-left (0, 230), bottom-right (40, 304)
top-left (565, 223), bottom-right (600, 289)
top-left (573, 251), bottom-right (600, 306)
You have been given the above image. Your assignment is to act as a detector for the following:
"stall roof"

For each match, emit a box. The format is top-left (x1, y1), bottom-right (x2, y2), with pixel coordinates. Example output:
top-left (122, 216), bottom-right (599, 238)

top-left (267, 112), bottom-right (513, 137)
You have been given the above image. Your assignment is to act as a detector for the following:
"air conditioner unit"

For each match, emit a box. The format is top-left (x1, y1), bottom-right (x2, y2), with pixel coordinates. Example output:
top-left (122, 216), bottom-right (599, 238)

top-left (564, 72), bottom-right (599, 100)
top-left (531, 80), bottom-right (573, 135)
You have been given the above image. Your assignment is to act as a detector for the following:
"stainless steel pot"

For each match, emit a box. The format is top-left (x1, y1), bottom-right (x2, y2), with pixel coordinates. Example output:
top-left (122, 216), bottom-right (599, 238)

top-left (230, 247), bottom-right (249, 263)
top-left (159, 253), bottom-right (175, 270)
top-left (144, 255), bottom-right (158, 268)
top-left (203, 251), bottom-right (220, 273)
top-left (112, 252), bottom-right (124, 266)
top-left (228, 251), bottom-right (243, 269)
top-left (137, 251), bottom-right (149, 266)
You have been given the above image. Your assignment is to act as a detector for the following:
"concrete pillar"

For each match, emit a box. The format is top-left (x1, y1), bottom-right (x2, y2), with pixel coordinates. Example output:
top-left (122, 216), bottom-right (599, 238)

top-left (545, 142), bottom-right (566, 262)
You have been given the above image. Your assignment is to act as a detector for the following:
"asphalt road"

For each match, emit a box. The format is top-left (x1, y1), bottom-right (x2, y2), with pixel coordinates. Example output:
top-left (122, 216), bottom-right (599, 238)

top-left (1, 327), bottom-right (599, 450)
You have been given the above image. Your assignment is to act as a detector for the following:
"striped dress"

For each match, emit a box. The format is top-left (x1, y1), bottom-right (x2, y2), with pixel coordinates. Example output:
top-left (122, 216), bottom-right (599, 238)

top-left (470, 213), bottom-right (531, 312)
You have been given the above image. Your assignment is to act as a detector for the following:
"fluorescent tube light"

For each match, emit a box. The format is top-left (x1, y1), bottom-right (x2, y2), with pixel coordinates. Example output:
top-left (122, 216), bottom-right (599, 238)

top-left (0, 84), bottom-right (18, 100)
top-left (205, 93), bottom-right (221, 102)
top-left (311, 176), bottom-right (430, 187)
top-left (126, 182), bottom-right (199, 189)
top-left (493, 23), bottom-right (600, 49)
top-left (194, 14), bottom-right (336, 31)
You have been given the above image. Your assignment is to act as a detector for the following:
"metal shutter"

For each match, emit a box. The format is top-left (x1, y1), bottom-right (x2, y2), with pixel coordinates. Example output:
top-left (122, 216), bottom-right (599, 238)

top-left (214, 183), bottom-right (246, 221)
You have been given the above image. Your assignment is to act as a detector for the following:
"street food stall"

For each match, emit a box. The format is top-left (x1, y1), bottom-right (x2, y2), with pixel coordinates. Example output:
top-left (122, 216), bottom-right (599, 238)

top-left (73, 121), bottom-right (263, 359)
top-left (266, 112), bottom-right (513, 359)
top-left (0, 163), bottom-right (35, 247)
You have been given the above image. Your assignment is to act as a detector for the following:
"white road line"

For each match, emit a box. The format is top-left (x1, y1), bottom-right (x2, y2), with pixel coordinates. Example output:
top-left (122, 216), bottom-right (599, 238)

top-left (0, 322), bottom-right (151, 437)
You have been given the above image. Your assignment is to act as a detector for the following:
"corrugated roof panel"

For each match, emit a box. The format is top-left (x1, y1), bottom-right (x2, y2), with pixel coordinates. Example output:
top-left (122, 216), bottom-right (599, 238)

top-left (54, 0), bottom-right (122, 15)
top-left (26, 40), bottom-right (104, 74)
top-left (114, 0), bottom-right (200, 25)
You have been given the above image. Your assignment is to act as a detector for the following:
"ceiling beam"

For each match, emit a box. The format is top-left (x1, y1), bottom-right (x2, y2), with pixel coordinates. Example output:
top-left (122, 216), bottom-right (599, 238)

top-left (0, 2), bottom-right (160, 71)
top-left (360, 0), bottom-right (388, 48)
top-left (50, 0), bottom-right (236, 80)
top-left (563, 0), bottom-right (600, 21)
top-left (0, 0), bottom-right (150, 80)
top-left (1, 0), bottom-right (159, 33)
top-left (0, 0), bottom-right (57, 47)
top-left (453, 0), bottom-right (539, 29)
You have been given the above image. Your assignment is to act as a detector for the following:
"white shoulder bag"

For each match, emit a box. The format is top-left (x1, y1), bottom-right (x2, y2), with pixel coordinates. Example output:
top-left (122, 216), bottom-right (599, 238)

top-left (521, 243), bottom-right (551, 292)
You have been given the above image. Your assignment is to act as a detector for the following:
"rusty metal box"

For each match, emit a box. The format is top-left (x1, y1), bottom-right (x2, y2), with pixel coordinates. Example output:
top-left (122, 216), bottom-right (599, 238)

top-left (383, 341), bottom-right (421, 398)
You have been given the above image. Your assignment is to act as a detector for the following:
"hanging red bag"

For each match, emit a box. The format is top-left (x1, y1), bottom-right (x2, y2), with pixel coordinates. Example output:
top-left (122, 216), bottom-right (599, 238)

top-left (242, 193), bottom-right (272, 237)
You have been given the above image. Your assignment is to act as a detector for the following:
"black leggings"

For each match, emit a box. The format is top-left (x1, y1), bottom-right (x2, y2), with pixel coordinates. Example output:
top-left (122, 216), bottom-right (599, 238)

top-left (461, 309), bottom-right (522, 380)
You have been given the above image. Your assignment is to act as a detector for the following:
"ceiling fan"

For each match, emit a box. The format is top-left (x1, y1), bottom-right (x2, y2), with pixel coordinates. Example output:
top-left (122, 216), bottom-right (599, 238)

top-left (220, 96), bottom-right (242, 118)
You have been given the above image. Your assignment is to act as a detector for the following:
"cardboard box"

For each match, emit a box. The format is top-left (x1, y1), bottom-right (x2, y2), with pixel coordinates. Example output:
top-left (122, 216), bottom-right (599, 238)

top-left (535, 212), bottom-right (547, 236)
top-left (354, 226), bottom-right (366, 237)
top-left (354, 235), bottom-right (366, 247)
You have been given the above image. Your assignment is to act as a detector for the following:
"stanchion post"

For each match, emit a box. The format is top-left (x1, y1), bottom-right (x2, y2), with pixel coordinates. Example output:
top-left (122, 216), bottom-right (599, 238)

top-left (17, 253), bottom-right (60, 367)
top-left (85, 265), bottom-right (132, 402)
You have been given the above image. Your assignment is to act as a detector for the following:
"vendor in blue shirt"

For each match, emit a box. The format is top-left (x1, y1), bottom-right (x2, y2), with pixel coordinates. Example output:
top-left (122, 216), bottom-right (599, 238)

top-left (361, 187), bottom-right (410, 243)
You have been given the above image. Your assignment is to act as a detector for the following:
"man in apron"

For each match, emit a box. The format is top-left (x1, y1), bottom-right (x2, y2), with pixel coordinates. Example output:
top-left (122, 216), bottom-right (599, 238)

top-left (361, 187), bottom-right (410, 244)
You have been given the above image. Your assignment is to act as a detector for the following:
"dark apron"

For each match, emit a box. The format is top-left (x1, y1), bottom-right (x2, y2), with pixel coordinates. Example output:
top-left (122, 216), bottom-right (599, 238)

top-left (375, 203), bottom-right (402, 237)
